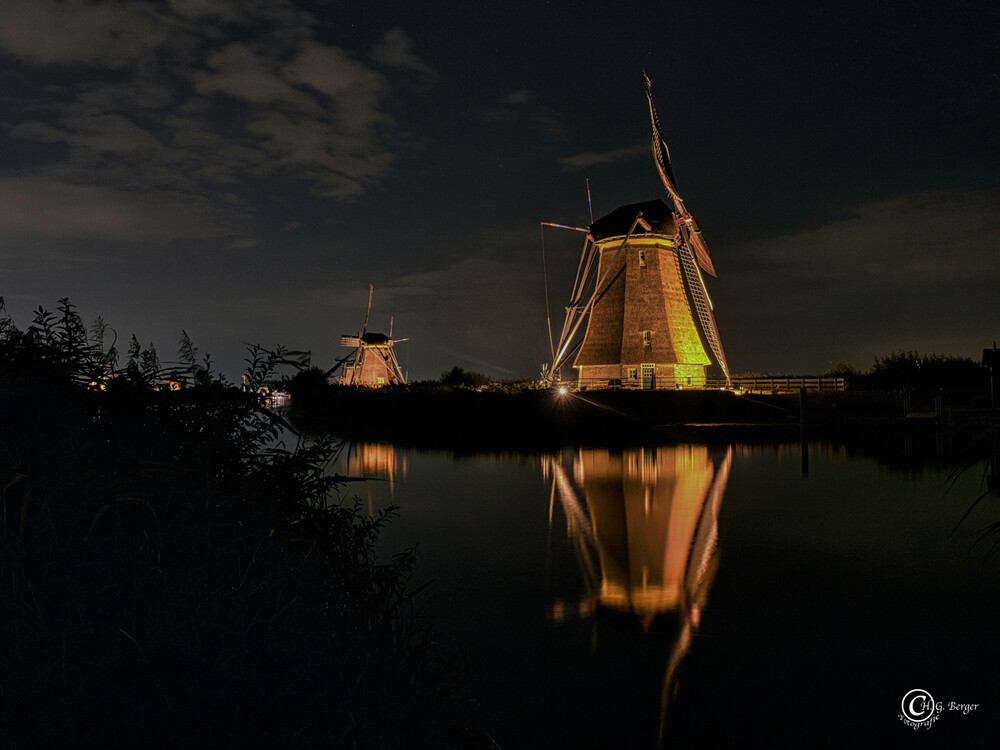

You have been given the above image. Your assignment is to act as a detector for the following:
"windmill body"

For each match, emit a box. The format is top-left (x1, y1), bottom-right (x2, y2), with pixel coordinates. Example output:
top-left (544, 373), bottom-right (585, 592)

top-left (573, 200), bottom-right (726, 390)
top-left (339, 332), bottom-right (405, 387)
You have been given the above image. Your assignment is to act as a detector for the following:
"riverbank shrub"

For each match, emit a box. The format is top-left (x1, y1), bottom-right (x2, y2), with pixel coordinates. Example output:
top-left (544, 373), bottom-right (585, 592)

top-left (0, 299), bottom-right (474, 749)
top-left (828, 351), bottom-right (988, 403)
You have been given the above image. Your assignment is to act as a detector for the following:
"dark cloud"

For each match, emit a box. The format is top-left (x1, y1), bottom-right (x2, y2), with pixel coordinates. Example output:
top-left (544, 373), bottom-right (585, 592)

top-left (501, 90), bottom-right (535, 105)
top-left (0, 1), bottom-right (168, 67)
top-left (717, 189), bottom-right (1000, 373)
top-left (560, 144), bottom-right (648, 171)
top-left (0, 178), bottom-right (230, 241)
top-left (730, 191), bottom-right (1000, 293)
top-left (479, 90), bottom-right (566, 139)
top-left (371, 27), bottom-right (434, 75)
top-left (0, 0), bottom-right (433, 237)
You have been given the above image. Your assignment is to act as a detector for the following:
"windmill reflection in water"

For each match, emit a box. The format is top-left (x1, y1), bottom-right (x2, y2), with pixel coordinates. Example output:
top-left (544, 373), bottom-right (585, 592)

top-left (543, 444), bottom-right (732, 739)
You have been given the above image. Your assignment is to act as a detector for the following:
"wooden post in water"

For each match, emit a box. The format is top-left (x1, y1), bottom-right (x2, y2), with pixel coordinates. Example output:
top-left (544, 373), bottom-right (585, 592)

top-left (799, 386), bottom-right (809, 477)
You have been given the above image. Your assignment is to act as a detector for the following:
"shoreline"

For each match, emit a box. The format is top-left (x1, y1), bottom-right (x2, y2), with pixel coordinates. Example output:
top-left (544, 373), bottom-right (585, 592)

top-left (288, 386), bottom-right (997, 460)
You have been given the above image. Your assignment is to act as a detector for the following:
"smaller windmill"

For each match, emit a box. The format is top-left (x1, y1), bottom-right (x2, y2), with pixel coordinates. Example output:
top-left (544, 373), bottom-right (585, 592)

top-left (336, 284), bottom-right (407, 387)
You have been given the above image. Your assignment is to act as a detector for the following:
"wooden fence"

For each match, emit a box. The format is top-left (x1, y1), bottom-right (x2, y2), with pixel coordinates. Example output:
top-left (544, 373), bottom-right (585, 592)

top-left (566, 375), bottom-right (847, 393)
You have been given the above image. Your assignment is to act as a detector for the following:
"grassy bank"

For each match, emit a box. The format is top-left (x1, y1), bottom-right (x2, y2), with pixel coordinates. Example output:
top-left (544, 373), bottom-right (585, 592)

top-left (0, 300), bottom-right (482, 749)
top-left (288, 382), bottom-right (791, 450)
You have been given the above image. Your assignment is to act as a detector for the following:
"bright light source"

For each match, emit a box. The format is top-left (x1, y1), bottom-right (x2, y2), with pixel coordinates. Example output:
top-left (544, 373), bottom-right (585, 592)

top-left (558, 387), bottom-right (567, 395)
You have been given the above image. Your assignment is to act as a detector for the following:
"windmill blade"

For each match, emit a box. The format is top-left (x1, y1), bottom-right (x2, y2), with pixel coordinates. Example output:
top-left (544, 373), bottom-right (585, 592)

top-left (677, 214), bottom-right (717, 277)
top-left (389, 350), bottom-right (406, 385)
top-left (549, 216), bottom-right (638, 379)
top-left (644, 70), bottom-right (717, 277)
top-left (547, 233), bottom-right (597, 384)
top-left (643, 69), bottom-right (679, 193)
top-left (362, 283), bottom-right (374, 335)
top-left (350, 342), bottom-right (364, 385)
top-left (325, 349), bottom-right (356, 378)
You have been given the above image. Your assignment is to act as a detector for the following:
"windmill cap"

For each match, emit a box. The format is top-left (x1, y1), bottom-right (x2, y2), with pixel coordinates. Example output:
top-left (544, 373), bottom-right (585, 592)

top-left (589, 199), bottom-right (676, 241)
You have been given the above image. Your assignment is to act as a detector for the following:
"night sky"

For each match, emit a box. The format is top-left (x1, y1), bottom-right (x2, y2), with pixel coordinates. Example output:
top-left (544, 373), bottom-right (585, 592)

top-left (1, 0), bottom-right (997, 381)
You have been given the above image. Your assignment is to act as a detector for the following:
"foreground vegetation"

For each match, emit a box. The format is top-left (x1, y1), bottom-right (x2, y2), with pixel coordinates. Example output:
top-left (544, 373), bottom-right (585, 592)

top-left (0, 300), bottom-right (480, 749)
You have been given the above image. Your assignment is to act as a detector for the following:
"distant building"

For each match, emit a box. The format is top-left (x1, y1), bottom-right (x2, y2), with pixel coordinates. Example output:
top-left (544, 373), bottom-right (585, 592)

top-left (339, 331), bottom-right (405, 387)
top-left (336, 284), bottom-right (407, 388)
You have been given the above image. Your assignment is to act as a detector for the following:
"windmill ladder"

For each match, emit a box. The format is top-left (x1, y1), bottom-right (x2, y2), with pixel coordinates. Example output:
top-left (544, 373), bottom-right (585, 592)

top-left (677, 238), bottom-right (730, 384)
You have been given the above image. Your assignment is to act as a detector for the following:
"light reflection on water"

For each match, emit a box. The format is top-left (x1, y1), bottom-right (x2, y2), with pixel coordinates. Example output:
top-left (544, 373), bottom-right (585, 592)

top-left (545, 446), bottom-right (732, 743)
top-left (337, 442), bottom-right (999, 748)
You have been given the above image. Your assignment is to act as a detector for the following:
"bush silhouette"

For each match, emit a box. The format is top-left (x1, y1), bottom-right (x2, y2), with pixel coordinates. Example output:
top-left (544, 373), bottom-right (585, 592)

top-left (0, 299), bottom-right (474, 749)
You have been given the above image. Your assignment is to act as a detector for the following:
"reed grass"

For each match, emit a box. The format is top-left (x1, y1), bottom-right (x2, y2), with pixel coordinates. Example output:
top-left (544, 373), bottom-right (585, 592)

top-left (0, 299), bottom-right (483, 749)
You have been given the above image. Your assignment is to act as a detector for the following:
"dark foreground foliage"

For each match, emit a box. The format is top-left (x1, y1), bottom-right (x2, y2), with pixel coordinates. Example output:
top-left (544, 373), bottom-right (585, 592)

top-left (0, 300), bottom-right (480, 749)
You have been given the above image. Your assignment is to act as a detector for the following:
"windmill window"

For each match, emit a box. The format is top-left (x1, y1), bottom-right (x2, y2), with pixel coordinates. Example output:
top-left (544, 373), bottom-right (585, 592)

top-left (642, 330), bottom-right (652, 347)
top-left (639, 250), bottom-right (647, 267)
top-left (627, 367), bottom-right (637, 379)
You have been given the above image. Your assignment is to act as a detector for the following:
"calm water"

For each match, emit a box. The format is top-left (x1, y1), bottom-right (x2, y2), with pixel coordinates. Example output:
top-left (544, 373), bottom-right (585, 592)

top-left (336, 441), bottom-right (999, 748)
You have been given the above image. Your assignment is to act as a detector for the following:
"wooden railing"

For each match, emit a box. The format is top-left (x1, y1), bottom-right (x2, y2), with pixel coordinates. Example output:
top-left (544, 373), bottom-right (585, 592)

top-left (559, 375), bottom-right (847, 393)
top-left (726, 376), bottom-right (846, 393)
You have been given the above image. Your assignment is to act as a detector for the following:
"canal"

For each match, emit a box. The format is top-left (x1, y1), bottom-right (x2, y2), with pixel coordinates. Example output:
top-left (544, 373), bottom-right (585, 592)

top-left (336, 440), bottom-right (999, 747)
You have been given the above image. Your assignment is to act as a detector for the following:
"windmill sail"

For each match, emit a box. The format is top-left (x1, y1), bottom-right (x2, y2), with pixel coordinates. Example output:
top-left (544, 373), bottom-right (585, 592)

top-left (644, 71), bottom-right (730, 383)
top-left (643, 70), bottom-right (716, 278)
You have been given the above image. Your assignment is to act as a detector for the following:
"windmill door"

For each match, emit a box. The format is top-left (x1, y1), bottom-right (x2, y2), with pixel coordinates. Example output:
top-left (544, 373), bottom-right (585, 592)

top-left (641, 364), bottom-right (655, 390)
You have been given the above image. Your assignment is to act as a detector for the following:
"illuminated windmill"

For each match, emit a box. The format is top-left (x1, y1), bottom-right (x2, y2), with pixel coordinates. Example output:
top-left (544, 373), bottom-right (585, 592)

top-left (547, 71), bottom-right (730, 390)
top-left (337, 285), bottom-right (407, 387)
